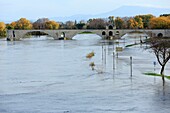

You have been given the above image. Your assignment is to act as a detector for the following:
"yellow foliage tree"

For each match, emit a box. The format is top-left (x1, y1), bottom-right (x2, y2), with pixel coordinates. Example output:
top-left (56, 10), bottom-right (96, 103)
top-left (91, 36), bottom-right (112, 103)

top-left (0, 22), bottom-right (6, 37)
top-left (0, 22), bottom-right (6, 31)
top-left (11, 22), bottom-right (17, 29)
top-left (15, 18), bottom-right (32, 30)
top-left (127, 18), bottom-right (138, 29)
top-left (149, 17), bottom-right (170, 29)
top-left (45, 21), bottom-right (59, 30)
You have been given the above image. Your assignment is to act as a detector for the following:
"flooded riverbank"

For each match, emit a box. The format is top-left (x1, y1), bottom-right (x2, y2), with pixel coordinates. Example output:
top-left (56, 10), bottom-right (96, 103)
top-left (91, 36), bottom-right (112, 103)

top-left (0, 34), bottom-right (170, 113)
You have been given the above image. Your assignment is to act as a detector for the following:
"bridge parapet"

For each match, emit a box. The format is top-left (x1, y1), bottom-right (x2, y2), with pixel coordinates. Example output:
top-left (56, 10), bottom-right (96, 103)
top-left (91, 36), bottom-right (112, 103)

top-left (6, 29), bottom-right (170, 41)
top-left (7, 30), bottom-right (106, 41)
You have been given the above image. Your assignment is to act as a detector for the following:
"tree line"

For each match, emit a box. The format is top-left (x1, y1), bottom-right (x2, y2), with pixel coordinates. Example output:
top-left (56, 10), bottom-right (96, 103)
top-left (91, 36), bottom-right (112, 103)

top-left (0, 14), bottom-right (170, 37)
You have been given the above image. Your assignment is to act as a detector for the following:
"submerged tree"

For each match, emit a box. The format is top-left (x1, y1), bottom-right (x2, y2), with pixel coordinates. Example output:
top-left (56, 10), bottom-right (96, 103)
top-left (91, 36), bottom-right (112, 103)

top-left (149, 38), bottom-right (170, 85)
top-left (89, 62), bottom-right (95, 70)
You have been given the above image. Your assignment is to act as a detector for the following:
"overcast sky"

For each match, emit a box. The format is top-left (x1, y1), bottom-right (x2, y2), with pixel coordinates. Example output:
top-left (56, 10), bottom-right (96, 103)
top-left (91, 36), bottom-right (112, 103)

top-left (0, 0), bottom-right (170, 21)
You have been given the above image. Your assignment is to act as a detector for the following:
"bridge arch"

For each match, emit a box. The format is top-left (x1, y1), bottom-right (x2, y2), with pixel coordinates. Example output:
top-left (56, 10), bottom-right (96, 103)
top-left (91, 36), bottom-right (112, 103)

top-left (8, 30), bottom-right (59, 40)
top-left (109, 31), bottom-right (113, 36)
top-left (22, 30), bottom-right (55, 39)
top-left (71, 30), bottom-right (103, 39)
top-left (116, 31), bottom-right (120, 35)
top-left (102, 31), bottom-right (106, 36)
top-left (108, 25), bottom-right (113, 29)
top-left (118, 30), bottom-right (150, 39)
top-left (157, 33), bottom-right (163, 37)
top-left (24, 31), bottom-right (48, 36)
top-left (61, 32), bottom-right (66, 38)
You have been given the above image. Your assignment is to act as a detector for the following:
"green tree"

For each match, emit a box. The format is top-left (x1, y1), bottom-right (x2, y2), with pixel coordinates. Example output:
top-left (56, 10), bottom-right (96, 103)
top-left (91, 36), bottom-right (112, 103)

top-left (160, 14), bottom-right (170, 17)
top-left (76, 23), bottom-right (85, 29)
top-left (6, 22), bottom-right (17, 30)
top-left (108, 16), bottom-right (115, 26)
top-left (115, 17), bottom-right (124, 29)
top-left (137, 14), bottom-right (154, 28)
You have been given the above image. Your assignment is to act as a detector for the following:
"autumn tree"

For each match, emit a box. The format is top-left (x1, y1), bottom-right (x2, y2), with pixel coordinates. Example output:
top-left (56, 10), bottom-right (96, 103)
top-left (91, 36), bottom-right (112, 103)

top-left (149, 38), bottom-right (170, 85)
top-left (45, 21), bottom-right (60, 30)
top-left (127, 18), bottom-right (138, 29)
top-left (6, 22), bottom-right (17, 30)
top-left (87, 18), bottom-right (106, 29)
top-left (115, 17), bottom-right (124, 29)
top-left (0, 22), bottom-right (6, 37)
top-left (134, 16), bottom-right (144, 29)
top-left (149, 17), bottom-right (170, 29)
top-left (15, 18), bottom-right (32, 30)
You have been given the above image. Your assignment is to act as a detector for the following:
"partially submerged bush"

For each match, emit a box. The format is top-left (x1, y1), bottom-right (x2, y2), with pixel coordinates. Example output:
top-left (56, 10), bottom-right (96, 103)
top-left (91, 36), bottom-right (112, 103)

top-left (89, 62), bottom-right (95, 70)
top-left (86, 51), bottom-right (95, 59)
top-left (89, 62), bottom-right (95, 67)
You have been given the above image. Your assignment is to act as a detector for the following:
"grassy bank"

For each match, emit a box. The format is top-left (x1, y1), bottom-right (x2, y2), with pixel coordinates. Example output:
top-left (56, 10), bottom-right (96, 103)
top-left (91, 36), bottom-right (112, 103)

top-left (79, 31), bottom-right (94, 34)
top-left (125, 43), bottom-right (138, 47)
top-left (144, 72), bottom-right (170, 80)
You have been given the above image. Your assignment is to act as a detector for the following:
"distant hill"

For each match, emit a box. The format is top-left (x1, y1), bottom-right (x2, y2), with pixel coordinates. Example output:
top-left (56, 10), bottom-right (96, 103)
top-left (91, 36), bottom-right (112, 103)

top-left (51, 6), bottom-right (170, 22)
top-left (50, 14), bottom-right (94, 22)
top-left (3, 5), bottom-right (170, 23)
top-left (97, 6), bottom-right (170, 17)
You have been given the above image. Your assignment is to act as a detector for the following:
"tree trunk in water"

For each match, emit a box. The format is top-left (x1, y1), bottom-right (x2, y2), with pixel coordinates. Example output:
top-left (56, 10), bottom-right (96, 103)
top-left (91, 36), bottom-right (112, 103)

top-left (160, 65), bottom-right (165, 86)
top-left (92, 66), bottom-right (94, 71)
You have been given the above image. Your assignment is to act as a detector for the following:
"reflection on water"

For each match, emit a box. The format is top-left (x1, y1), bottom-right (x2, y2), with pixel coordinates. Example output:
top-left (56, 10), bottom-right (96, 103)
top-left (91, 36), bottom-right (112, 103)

top-left (0, 34), bottom-right (170, 113)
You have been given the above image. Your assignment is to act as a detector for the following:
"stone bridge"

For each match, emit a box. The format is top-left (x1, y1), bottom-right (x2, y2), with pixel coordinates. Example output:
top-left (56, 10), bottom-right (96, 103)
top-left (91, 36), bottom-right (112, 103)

top-left (7, 29), bottom-right (170, 41)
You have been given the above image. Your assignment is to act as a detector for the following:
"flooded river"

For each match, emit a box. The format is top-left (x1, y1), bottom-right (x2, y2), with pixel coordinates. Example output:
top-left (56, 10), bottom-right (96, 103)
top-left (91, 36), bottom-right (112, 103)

top-left (0, 34), bottom-right (170, 113)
